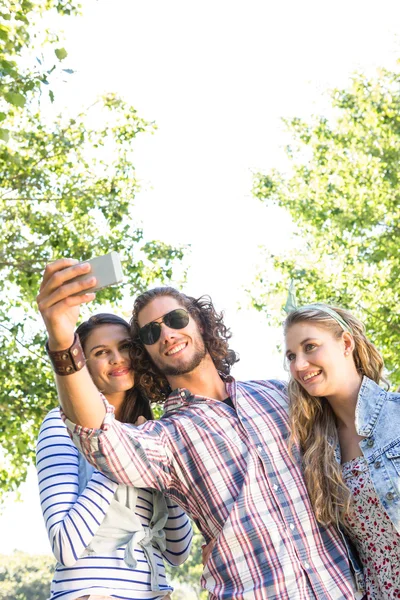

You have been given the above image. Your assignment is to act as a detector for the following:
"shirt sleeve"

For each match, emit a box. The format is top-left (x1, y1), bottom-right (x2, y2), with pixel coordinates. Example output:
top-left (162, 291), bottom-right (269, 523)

top-left (36, 408), bottom-right (118, 567)
top-left (62, 396), bottom-right (175, 493)
top-left (161, 497), bottom-right (193, 566)
top-left (268, 379), bottom-right (289, 394)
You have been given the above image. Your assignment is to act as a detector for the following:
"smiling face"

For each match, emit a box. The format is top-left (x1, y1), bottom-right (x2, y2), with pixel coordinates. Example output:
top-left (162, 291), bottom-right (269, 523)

top-left (137, 295), bottom-right (207, 378)
top-left (83, 324), bottom-right (134, 401)
top-left (285, 321), bottom-right (355, 398)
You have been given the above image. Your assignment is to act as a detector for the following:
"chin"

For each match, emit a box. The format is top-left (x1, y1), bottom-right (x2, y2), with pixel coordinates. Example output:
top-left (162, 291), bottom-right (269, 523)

top-left (296, 380), bottom-right (324, 396)
top-left (307, 385), bottom-right (327, 398)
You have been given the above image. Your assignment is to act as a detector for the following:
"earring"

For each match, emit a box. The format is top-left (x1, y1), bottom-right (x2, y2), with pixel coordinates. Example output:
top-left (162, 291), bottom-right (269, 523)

top-left (344, 350), bottom-right (349, 356)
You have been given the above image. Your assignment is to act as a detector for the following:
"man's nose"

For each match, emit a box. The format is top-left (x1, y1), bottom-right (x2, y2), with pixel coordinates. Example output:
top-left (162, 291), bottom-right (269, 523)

top-left (159, 322), bottom-right (178, 344)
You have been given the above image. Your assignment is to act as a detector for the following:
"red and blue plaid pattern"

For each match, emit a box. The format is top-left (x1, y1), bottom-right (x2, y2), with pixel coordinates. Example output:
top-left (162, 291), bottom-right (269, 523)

top-left (65, 379), bottom-right (356, 599)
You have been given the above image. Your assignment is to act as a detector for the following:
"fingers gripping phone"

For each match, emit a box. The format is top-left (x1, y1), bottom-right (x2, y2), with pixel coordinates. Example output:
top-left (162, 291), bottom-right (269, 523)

top-left (70, 252), bottom-right (124, 293)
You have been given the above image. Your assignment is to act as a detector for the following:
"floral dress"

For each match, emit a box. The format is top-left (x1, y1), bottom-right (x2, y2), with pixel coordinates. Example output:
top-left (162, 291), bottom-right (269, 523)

top-left (342, 456), bottom-right (400, 599)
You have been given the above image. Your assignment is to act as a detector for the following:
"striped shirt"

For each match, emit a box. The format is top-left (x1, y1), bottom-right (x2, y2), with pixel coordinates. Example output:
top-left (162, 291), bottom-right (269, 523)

top-left (65, 379), bottom-right (357, 600)
top-left (37, 408), bottom-right (192, 600)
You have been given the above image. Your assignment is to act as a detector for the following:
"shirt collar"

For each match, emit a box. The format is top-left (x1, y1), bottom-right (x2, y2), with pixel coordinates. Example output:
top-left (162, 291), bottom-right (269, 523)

top-left (163, 375), bottom-right (236, 414)
top-left (355, 375), bottom-right (386, 436)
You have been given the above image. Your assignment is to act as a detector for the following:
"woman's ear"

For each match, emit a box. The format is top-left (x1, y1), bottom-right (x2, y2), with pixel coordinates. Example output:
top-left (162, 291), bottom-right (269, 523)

top-left (342, 331), bottom-right (354, 356)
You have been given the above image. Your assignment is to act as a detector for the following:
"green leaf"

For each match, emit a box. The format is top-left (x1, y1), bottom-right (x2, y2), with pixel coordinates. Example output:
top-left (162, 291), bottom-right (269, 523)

top-left (49, 89), bottom-right (55, 103)
top-left (0, 128), bottom-right (9, 142)
top-left (4, 91), bottom-right (26, 107)
top-left (54, 47), bottom-right (68, 60)
top-left (0, 112), bottom-right (6, 122)
top-left (0, 25), bottom-right (9, 41)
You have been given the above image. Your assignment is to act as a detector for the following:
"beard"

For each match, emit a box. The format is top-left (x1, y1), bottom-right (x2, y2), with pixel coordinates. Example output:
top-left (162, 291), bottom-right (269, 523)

top-left (153, 335), bottom-right (207, 377)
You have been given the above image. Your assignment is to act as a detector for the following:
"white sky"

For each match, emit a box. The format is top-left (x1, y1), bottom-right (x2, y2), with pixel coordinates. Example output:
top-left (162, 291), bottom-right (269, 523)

top-left (2, 0), bottom-right (400, 555)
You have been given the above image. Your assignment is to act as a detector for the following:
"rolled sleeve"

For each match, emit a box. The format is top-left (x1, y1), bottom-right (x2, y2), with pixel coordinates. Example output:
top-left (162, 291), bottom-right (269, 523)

top-left (60, 395), bottom-right (173, 492)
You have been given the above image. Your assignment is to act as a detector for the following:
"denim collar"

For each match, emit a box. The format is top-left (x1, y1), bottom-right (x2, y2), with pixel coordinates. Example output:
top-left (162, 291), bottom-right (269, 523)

top-left (355, 376), bottom-right (386, 437)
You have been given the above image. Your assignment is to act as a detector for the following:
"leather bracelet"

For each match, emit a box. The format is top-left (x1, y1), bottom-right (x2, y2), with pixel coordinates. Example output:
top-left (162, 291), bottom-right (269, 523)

top-left (45, 333), bottom-right (86, 376)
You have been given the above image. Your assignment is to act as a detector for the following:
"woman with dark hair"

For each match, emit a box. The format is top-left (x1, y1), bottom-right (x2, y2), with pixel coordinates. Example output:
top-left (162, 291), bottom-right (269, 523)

top-left (284, 303), bottom-right (400, 599)
top-left (36, 313), bottom-right (192, 600)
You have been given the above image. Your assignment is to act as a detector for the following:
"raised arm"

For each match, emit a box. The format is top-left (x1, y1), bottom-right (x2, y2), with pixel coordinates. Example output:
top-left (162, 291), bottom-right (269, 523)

top-left (36, 408), bottom-right (118, 566)
top-left (36, 258), bottom-right (106, 427)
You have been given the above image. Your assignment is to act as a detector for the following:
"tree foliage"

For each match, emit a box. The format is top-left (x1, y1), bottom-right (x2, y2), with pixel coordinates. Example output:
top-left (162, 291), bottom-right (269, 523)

top-left (0, 0), bottom-right (78, 130)
top-left (0, 552), bottom-right (55, 600)
top-left (0, 546), bottom-right (206, 600)
top-left (0, 2), bottom-right (184, 497)
top-left (252, 66), bottom-right (400, 386)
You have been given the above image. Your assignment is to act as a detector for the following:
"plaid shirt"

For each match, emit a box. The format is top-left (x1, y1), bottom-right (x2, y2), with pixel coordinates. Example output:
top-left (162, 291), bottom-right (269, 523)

top-left (65, 378), bottom-right (357, 600)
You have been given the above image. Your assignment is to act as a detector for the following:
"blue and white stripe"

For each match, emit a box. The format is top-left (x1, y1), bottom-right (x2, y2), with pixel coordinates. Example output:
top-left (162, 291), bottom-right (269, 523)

top-left (37, 408), bottom-right (192, 600)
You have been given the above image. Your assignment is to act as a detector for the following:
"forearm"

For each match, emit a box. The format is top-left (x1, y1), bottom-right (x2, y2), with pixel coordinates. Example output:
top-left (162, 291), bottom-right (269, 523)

top-left (54, 364), bottom-right (106, 428)
top-left (37, 258), bottom-right (105, 427)
top-left (163, 500), bottom-right (193, 565)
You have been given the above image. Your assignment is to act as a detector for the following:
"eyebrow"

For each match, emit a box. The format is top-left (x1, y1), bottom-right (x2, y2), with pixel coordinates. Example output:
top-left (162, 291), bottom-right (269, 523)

top-left (88, 338), bottom-right (131, 354)
top-left (285, 337), bottom-right (316, 356)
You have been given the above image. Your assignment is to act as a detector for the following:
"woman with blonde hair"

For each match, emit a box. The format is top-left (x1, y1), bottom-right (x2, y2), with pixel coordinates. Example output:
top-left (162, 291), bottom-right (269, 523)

top-left (284, 303), bottom-right (400, 600)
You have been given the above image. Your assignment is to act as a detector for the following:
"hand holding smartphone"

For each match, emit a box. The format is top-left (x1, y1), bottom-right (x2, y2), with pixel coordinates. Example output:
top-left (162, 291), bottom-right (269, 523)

top-left (70, 251), bottom-right (124, 293)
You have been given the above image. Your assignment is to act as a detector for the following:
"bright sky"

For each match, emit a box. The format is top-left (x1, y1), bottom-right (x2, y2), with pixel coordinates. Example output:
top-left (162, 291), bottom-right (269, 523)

top-left (2, 0), bottom-right (400, 555)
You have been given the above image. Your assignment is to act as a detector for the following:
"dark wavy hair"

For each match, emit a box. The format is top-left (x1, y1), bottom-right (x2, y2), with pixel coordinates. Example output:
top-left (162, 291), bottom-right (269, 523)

top-left (76, 313), bottom-right (153, 424)
top-left (130, 287), bottom-right (239, 402)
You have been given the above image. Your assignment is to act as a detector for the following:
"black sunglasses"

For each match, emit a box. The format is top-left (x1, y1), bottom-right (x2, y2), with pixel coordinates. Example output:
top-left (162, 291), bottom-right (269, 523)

top-left (139, 308), bottom-right (190, 345)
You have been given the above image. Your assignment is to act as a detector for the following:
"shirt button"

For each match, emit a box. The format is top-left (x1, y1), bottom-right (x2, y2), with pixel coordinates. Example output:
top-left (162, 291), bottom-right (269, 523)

top-left (289, 523), bottom-right (295, 530)
top-left (366, 438), bottom-right (374, 447)
top-left (304, 561), bottom-right (311, 569)
top-left (374, 460), bottom-right (382, 469)
top-left (386, 492), bottom-right (395, 501)
top-left (180, 391), bottom-right (186, 398)
top-left (257, 445), bottom-right (263, 452)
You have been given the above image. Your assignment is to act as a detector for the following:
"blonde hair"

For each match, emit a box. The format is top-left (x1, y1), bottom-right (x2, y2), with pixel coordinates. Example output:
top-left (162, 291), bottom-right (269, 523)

top-left (284, 304), bottom-right (386, 527)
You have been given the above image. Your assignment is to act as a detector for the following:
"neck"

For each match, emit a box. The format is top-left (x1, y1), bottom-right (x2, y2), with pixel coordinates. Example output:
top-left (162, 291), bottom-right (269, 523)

top-left (167, 353), bottom-right (227, 400)
top-left (325, 372), bottom-right (363, 428)
top-left (104, 391), bottom-right (125, 420)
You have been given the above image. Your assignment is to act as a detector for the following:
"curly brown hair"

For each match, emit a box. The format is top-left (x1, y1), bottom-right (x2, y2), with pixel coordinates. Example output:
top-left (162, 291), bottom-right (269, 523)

top-left (130, 287), bottom-right (239, 402)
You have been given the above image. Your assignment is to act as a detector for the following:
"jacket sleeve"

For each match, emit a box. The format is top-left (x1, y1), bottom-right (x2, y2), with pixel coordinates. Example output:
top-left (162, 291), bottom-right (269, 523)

top-left (161, 498), bottom-right (193, 566)
top-left (36, 408), bottom-right (118, 567)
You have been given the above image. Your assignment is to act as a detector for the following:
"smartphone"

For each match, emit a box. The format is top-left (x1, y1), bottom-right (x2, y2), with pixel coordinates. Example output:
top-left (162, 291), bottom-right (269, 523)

top-left (70, 252), bottom-right (124, 293)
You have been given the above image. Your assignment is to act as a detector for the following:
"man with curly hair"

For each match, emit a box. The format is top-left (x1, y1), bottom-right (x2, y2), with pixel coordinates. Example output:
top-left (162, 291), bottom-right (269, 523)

top-left (37, 260), bottom-right (361, 600)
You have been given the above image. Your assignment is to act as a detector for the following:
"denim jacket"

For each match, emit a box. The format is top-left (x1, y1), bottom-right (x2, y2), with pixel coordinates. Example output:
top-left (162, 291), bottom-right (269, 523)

top-left (336, 376), bottom-right (400, 531)
top-left (334, 375), bottom-right (400, 595)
